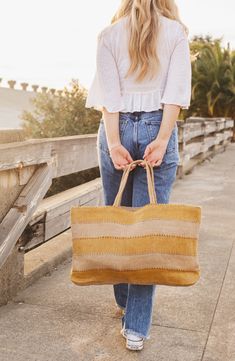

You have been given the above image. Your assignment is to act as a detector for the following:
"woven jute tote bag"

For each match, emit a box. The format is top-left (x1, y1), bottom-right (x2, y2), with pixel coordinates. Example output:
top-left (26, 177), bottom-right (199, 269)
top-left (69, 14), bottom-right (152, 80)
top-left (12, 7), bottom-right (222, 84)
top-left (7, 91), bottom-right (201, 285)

top-left (70, 159), bottom-right (201, 286)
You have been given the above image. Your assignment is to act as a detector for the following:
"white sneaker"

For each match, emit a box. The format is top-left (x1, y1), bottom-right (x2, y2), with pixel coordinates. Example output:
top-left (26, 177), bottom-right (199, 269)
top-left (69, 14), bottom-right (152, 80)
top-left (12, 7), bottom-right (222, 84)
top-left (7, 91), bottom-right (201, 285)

top-left (120, 327), bottom-right (144, 351)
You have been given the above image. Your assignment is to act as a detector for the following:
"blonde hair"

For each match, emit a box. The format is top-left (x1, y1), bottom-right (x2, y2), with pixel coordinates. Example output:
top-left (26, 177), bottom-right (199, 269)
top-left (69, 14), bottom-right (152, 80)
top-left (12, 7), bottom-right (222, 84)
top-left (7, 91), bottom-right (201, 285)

top-left (111, 0), bottom-right (188, 82)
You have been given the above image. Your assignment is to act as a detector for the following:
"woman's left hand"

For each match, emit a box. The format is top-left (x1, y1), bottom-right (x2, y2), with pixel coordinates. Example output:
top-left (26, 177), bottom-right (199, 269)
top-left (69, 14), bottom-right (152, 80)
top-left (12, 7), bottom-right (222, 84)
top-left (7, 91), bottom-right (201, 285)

top-left (141, 138), bottom-right (168, 167)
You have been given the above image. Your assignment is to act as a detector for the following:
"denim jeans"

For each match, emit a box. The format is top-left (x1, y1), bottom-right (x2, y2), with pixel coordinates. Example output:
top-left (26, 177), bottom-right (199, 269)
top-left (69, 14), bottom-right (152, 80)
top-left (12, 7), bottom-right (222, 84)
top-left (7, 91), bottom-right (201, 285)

top-left (97, 109), bottom-right (180, 340)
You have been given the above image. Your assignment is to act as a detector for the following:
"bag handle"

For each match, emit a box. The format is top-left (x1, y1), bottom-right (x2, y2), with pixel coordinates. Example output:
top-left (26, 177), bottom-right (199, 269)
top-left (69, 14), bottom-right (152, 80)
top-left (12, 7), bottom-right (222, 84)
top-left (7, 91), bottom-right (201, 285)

top-left (113, 159), bottom-right (157, 207)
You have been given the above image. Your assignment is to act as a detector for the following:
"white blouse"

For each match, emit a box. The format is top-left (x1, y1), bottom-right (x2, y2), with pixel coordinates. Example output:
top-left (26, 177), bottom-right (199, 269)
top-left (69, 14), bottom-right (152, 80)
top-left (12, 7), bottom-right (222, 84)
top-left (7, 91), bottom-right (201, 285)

top-left (85, 15), bottom-right (192, 113)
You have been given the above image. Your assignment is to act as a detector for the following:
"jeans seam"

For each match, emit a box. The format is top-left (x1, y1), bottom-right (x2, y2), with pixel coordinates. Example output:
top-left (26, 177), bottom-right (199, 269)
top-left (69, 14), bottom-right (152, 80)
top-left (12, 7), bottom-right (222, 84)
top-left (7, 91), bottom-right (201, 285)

top-left (120, 120), bottom-right (128, 143)
top-left (144, 121), bottom-right (152, 144)
top-left (98, 120), bottom-right (128, 154)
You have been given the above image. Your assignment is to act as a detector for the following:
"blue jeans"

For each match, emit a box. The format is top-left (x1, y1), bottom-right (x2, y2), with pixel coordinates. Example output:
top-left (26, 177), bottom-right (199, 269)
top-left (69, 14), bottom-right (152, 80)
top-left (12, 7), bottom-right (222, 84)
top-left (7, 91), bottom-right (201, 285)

top-left (97, 109), bottom-right (179, 340)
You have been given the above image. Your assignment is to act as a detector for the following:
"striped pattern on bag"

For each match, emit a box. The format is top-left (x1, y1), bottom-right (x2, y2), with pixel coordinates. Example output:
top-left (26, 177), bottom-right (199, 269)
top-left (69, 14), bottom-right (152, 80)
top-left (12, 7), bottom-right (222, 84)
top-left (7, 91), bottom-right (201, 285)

top-left (70, 203), bottom-right (201, 286)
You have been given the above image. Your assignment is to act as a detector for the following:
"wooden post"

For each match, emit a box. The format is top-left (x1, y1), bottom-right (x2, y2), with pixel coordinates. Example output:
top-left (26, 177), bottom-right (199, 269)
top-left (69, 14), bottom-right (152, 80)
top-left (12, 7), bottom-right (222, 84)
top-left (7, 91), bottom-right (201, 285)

top-left (0, 164), bottom-right (52, 305)
top-left (177, 122), bottom-right (186, 178)
top-left (21, 82), bottom-right (29, 91)
top-left (0, 242), bottom-right (24, 305)
top-left (0, 170), bottom-right (25, 305)
top-left (32, 84), bottom-right (39, 92)
top-left (8, 80), bottom-right (16, 89)
top-left (232, 119), bottom-right (235, 143)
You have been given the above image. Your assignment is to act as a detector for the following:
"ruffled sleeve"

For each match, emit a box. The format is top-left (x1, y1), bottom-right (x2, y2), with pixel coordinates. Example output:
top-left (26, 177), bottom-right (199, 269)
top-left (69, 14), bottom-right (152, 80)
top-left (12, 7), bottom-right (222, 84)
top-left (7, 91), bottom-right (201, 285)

top-left (161, 23), bottom-right (192, 110)
top-left (85, 30), bottom-right (125, 113)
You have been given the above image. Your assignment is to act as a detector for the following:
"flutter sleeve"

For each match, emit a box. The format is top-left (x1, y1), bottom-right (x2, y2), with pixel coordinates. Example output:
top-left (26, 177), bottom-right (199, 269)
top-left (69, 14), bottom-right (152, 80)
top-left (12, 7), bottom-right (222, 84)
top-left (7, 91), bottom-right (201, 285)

top-left (161, 23), bottom-right (192, 110)
top-left (85, 30), bottom-right (124, 113)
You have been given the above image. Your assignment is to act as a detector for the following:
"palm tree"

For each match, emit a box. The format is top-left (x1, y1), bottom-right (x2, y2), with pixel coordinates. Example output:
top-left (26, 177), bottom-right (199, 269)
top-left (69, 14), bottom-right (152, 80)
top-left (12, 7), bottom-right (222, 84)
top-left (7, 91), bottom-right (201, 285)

top-left (188, 38), bottom-right (235, 118)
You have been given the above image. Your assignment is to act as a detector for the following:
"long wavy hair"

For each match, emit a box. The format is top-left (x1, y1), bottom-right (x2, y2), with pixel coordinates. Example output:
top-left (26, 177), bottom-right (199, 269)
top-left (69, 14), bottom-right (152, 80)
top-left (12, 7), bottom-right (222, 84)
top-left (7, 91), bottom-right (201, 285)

top-left (111, 0), bottom-right (188, 82)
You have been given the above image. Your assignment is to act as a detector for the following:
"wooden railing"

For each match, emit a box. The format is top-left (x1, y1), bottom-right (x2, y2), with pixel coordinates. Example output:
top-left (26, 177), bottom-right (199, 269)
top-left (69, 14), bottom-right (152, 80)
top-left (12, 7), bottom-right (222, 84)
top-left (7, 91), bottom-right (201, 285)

top-left (177, 117), bottom-right (234, 177)
top-left (0, 116), bottom-right (234, 305)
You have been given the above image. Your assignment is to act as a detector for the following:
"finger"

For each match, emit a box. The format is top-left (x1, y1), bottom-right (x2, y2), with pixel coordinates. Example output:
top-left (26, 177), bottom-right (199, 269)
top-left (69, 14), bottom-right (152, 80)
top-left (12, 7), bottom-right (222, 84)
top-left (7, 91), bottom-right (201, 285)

top-left (114, 162), bottom-right (123, 170)
top-left (142, 151), bottom-right (147, 158)
top-left (153, 159), bottom-right (162, 167)
top-left (126, 153), bottom-right (133, 163)
top-left (127, 163), bottom-right (135, 171)
top-left (130, 164), bottom-right (137, 170)
top-left (121, 162), bottom-right (130, 170)
top-left (146, 158), bottom-right (155, 167)
top-left (142, 155), bottom-right (151, 165)
top-left (146, 156), bottom-right (159, 166)
top-left (124, 152), bottom-right (135, 170)
top-left (126, 162), bottom-right (137, 171)
top-left (143, 146), bottom-right (151, 158)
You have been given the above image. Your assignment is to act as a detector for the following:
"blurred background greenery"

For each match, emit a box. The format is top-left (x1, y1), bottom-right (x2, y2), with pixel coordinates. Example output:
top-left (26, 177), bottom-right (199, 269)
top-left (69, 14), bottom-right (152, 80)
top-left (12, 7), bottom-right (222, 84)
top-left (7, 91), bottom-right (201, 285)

top-left (20, 36), bottom-right (235, 197)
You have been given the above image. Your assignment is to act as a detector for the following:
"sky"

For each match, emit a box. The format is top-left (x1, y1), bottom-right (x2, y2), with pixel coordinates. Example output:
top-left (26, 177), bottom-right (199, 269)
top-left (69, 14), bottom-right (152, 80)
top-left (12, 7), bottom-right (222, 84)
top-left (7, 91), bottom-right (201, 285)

top-left (0, 0), bottom-right (234, 91)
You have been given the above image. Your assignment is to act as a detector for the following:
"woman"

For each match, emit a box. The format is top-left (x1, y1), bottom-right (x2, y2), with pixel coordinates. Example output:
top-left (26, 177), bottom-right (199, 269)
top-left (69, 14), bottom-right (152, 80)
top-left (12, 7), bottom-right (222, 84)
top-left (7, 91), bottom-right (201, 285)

top-left (85, 0), bottom-right (191, 351)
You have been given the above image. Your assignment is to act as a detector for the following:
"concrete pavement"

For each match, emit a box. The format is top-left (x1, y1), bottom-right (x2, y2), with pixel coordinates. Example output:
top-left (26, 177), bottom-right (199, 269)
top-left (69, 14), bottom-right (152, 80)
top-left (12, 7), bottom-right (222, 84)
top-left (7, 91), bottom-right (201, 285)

top-left (0, 144), bottom-right (235, 361)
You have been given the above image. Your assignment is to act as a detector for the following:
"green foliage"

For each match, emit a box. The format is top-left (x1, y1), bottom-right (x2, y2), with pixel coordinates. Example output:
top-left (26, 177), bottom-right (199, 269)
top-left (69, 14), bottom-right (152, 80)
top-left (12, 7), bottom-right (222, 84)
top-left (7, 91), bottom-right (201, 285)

top-left (21, 79), bottom-right (101, 138)
top-left (21, 40), bottom-right (234, 128)
top-left (20, 40), bottom-right (235, 196)
top-left (185, 36), bottom-right (235, 118)
top-left (21, 79), bottom-right (102, 197)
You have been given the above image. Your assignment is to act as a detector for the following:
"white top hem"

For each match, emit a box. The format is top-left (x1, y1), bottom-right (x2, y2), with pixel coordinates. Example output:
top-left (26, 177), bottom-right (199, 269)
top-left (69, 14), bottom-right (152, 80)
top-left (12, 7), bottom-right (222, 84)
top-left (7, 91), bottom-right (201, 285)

top-left (85, 88), bottom-right (189, 113)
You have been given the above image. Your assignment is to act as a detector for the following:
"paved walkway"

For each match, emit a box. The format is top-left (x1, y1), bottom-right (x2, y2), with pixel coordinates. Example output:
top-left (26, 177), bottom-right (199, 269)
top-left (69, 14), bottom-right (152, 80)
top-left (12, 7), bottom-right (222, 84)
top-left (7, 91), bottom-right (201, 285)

top-left (0, 144), bottom-right (235, 361)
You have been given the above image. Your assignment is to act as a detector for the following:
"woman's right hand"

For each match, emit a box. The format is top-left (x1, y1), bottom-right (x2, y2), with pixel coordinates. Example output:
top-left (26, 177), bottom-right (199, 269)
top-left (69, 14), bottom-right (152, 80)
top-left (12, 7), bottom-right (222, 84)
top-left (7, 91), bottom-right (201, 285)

top-left (109, 144), bottom-right (136, 171)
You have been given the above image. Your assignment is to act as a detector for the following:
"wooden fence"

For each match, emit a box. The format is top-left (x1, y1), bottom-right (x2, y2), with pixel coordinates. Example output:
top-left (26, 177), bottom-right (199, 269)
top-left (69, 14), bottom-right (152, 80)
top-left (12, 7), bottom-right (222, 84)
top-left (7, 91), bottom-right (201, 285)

top-left (177, 117), bottom-right (234, 177)
top-left (0, 116), bottom-right (234, 305)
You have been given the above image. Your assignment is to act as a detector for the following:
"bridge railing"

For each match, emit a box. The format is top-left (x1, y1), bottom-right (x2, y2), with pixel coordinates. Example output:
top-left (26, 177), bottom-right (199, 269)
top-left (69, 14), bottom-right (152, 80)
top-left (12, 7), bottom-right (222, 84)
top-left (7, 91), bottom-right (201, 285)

top-left (177, 117), bottom-right (234, 177)
top-left (0, 116), bottom-right (234, 305)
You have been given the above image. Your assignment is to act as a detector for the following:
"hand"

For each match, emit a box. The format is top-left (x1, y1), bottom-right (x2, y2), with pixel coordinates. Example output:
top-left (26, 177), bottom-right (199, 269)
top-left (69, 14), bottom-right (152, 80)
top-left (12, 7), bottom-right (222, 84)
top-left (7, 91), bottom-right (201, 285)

top-left (109, 144), bottom-right (136, 171)
top-left (140, 138), bottom-right (168, 167)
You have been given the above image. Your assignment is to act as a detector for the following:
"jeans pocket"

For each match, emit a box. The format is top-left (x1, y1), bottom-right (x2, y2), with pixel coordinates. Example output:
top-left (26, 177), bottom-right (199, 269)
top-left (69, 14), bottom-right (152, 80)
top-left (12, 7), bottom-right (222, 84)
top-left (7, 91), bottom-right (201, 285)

top-left (145, 121), bottom-right (178, 154)
top-left (98, 118), bottom-right (128, 154)
top-left (119, 118), bottom-right (128, 142)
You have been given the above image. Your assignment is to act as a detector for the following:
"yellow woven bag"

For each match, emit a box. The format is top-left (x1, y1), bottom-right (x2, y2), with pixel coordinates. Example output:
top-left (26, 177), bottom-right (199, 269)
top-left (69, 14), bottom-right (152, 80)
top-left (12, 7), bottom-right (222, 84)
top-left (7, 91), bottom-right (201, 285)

top-left (70, 159), bottom-right (201, 286)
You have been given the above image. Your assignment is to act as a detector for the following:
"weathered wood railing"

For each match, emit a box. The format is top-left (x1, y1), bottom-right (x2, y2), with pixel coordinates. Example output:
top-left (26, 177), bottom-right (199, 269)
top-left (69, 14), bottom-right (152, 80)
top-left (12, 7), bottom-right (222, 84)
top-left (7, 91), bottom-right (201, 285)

top-left (0, 116), bottom-right (234, 305)
top-left (0, 134), bottom-right (102, 305)
top-left (177, 117), bottom-right (234, 177)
